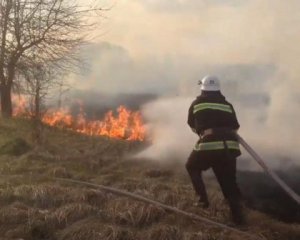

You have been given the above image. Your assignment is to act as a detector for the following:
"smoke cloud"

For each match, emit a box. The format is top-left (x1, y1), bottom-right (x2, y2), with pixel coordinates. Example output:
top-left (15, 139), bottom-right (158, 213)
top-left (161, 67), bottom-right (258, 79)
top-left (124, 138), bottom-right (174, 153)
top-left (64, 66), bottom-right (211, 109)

top-left (134, 0), bottom-right (300, 169)
top-left (67, 1), bottom-right (300, 169)
top-left (136, 96), bottom-right (198, 162)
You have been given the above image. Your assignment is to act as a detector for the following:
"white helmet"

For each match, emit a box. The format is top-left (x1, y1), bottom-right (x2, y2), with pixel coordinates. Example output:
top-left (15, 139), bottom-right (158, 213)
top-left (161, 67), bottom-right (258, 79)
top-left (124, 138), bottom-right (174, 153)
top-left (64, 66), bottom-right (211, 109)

top-left (198, 75), bottom-right (220, 91)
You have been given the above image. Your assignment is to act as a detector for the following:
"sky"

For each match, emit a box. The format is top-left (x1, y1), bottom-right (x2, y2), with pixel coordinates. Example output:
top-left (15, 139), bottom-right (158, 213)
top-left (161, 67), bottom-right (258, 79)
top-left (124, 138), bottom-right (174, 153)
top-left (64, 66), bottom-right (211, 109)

top-left (70, 0), bottom-right (300, 167)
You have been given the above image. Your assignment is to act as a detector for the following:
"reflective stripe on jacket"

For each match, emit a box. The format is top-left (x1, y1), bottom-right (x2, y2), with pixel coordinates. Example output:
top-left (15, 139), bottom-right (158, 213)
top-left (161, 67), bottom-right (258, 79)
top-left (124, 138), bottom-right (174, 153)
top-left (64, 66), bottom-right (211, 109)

top-left (194, 140), bottom-right (240, 151)
top-left (193, 103), bottom-right (233, 114)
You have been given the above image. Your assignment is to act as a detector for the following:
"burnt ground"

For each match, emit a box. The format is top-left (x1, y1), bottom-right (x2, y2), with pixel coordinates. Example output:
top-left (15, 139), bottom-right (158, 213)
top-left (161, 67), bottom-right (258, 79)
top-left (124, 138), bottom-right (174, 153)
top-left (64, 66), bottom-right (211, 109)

top-left (238, 168), bottom-right (300, 223)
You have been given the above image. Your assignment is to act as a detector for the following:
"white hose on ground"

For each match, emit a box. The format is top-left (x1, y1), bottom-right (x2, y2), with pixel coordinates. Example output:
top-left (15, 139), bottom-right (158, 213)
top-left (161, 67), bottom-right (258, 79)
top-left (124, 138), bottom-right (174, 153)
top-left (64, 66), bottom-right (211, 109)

top-left (237, 134), bottom-right (300, 205)
top-left (54, 177), bottom-right (261, 240)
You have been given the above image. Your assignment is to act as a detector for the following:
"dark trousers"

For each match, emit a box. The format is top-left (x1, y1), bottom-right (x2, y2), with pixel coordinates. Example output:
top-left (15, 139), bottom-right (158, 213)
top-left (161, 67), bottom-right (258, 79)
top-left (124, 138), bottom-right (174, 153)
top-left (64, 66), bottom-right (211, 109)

top-left (186, 150), bottom-right (243, 222)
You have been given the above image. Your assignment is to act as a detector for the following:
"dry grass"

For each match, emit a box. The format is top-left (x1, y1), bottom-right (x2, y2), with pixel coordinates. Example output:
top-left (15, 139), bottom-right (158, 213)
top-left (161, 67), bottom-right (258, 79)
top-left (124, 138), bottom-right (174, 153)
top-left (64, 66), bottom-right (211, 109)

top-left (45, 203), bottom-right (104, 228)
top-left (150, 184), bottom-right (194, 209)
top-left (144, 169), bottom-right (174, 178)
top-left (246, 210), bottom-right (300, 240)
top-left (49, 166), bottom-right (73, 178)
top-left (13, 184), bottom-right (72, 208)
top-left (0, 118), bottom-right (299, 240)
top-left (106, 199), bottom-right (166, 227)
top-left (9, 184), bottom-right (109, 210)
top-left (0, 202), bottom-right (33, 224)
top-left (147, 225), bottom-right (183, 240)
top-left (77, 189), bottom-right (108, 207)
top-left (0, 202), bottom-right (55, 239)
top-left (58, 219), bottom-right (134, 240)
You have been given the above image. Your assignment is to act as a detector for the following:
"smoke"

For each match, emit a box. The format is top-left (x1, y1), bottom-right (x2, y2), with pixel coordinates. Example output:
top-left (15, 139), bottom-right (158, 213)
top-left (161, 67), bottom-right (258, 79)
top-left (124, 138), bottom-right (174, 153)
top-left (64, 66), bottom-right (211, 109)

top-left (137, 76), bottom-right (300, 168)
top-left (63, 1), bottom-right (300, 169)
top-left (67, 90), bottom-right (157, 119)
top-left (137, 78), bottom-right (300, 169)
top-left (130, 0), bottom-right (300, 169)
top-left (136, 96), bottom-right (198, 161)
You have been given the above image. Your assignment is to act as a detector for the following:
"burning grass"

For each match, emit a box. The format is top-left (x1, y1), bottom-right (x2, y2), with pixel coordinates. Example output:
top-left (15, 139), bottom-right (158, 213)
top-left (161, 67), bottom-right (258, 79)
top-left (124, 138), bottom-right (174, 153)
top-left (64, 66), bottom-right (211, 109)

top-left (12, 94), bottom-right (146, 141)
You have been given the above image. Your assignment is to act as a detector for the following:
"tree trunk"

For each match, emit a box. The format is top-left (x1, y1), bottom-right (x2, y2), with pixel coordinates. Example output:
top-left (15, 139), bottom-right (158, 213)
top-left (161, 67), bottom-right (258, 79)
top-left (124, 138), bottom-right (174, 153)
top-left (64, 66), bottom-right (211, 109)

top-left (34, 80), bottom-right (41, 120)
top-left (0, 84), bottom-right (13, 118)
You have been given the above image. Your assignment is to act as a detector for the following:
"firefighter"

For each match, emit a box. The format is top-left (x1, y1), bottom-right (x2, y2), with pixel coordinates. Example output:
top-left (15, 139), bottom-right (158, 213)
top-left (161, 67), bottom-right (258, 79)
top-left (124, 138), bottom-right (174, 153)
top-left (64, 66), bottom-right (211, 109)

top-left (185, 75), bottom-right (245, 225)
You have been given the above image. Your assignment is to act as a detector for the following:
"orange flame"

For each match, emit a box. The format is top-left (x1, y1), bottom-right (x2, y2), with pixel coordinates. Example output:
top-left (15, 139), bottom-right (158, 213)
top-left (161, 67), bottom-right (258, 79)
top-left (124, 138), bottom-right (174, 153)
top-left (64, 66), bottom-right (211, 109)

top-left (12, 96), bottom-right (146, 141)
top-left (12, 95), bottom-right (28, 116)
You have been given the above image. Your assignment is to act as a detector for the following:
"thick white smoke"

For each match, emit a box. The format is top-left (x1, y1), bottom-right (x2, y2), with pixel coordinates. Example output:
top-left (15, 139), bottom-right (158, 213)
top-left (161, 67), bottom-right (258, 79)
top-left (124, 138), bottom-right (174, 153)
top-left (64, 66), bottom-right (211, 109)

top-left (136, 96), bottom-right (198, 162)
top-left (137, 78), bottom-right (300, 170)
top-left (70, 0), bottom-right (300, 170)
top-left (134, 0), bottom-right (300, 169)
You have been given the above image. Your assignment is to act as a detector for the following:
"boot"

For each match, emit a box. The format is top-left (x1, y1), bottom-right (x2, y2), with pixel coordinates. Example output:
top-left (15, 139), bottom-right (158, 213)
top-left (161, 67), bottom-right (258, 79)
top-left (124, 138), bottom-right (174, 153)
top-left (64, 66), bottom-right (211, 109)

top-left (232, 208), bottom-right (246, 225)
top-left (228, 198), bottom-right (246, 225)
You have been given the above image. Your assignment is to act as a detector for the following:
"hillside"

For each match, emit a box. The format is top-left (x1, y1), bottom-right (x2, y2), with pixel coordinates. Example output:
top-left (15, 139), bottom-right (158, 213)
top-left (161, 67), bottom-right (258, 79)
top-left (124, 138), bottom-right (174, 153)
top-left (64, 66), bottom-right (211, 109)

top-left (0, 118), bottom-right (299, 240)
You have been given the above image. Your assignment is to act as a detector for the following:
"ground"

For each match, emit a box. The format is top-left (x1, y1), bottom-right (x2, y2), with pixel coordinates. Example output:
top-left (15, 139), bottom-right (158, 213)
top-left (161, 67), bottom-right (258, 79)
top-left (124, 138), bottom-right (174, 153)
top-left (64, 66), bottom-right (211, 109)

top-left (0, 118), bottom-right (299, 240)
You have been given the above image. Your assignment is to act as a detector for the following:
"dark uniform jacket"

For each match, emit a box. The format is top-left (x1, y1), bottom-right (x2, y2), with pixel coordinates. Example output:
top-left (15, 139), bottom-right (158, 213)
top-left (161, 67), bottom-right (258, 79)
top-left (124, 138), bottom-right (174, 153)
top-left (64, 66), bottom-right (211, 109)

top-left (188, 91), bottom-right (241, 157)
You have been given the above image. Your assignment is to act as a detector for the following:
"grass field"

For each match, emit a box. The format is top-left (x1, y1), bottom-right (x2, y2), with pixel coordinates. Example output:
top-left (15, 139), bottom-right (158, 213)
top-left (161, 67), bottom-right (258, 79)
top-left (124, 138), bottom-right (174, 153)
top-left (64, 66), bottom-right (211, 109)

top-left (0, 118), bottom-right (299, 240)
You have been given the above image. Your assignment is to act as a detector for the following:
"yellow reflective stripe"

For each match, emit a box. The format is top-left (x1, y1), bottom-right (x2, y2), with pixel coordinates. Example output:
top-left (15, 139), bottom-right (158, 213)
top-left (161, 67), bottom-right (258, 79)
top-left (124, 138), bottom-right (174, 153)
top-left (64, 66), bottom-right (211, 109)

top-left (194, 141), bottom-right (240, 151)
top-left (194, 141), bottom-right (223, 151)
top-left (193, 103), bottom-right (232, 114)
top-left (226, 141), bottom-right (240, 150)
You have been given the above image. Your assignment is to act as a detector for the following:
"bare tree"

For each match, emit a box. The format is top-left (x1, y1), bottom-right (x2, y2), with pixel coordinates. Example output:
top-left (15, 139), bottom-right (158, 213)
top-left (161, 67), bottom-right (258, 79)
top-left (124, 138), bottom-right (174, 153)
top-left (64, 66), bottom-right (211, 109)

top-left (0, 0), bottom-right (105, 117)
top-left (17, 61), bottom-right (62, 119)
top-left (57, 79), bottom-right (70, 109)
top-left (17, 61), bottom-right (66, 143)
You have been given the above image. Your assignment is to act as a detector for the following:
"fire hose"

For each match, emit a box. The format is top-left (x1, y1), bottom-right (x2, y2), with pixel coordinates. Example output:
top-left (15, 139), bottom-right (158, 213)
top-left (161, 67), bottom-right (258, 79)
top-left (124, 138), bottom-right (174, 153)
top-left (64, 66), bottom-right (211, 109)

top-left (54, 177), bottom-right (261, 240)
top-left (237, 134), bottom-right (300, 205)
